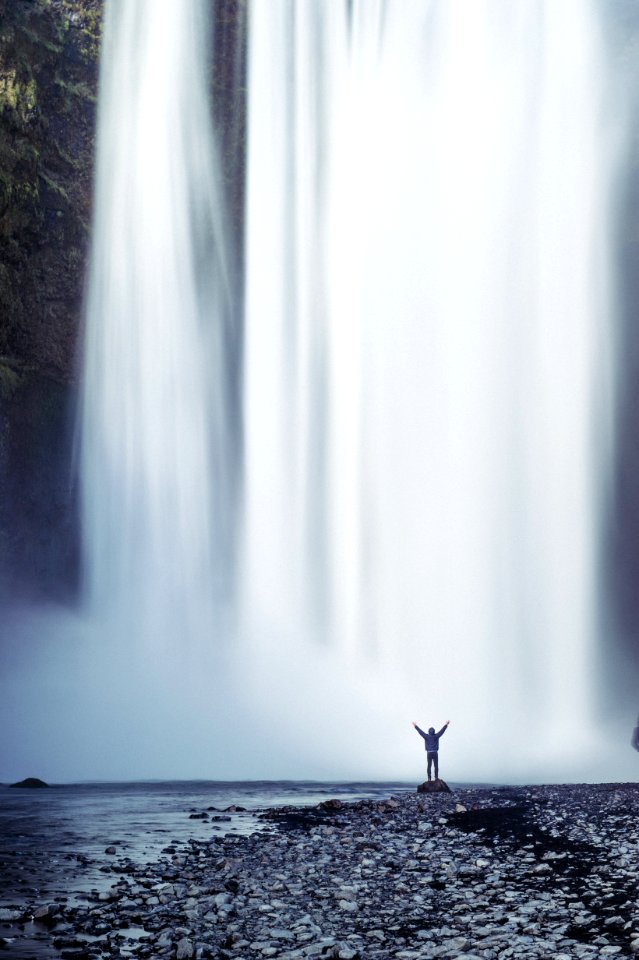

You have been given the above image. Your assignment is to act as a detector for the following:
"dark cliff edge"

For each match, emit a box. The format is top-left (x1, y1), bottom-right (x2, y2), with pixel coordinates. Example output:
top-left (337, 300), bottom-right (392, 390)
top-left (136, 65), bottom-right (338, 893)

top-left (0, 0), bottom-right (100, 600)
top-left (0, 0), bottom-right (101, 383)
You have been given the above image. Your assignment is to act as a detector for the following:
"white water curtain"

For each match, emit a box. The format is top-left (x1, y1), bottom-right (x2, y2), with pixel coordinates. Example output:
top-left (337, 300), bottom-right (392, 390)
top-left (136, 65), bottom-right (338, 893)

top-left (81, 0), bottom-right (232, 646)
top-left (242, 0), bottom-right (614, 774)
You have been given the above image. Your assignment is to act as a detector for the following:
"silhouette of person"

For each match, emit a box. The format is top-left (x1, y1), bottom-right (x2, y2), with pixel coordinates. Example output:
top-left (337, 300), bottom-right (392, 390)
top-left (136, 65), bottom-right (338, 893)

top-left (412, 719), bottom-right (449, 781)
top-left (632, 715), bottom-right (639, 752)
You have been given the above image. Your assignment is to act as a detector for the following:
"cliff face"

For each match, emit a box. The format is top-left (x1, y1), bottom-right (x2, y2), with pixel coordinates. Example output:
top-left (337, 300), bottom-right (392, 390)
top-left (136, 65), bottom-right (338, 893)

top-left (0, 0), bottom-right (101, 384)
top-left (0, 0), bottom-right (102, 598)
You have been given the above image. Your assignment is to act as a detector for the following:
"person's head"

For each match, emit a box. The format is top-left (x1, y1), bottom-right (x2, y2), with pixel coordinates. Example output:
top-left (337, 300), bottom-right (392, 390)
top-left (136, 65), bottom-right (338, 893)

top-left (428, 727), bottom-right (435, 734)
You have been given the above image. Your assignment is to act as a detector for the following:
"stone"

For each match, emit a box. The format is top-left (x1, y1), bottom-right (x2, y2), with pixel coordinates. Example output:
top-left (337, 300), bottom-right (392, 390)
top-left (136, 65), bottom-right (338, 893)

top-left (10, 782), bottom-right (639, 960)
top-left (34, 904), bottom-right (58, 919)
top-left (9, 777), bottom-right (49, 788)
top-left (417, 779), bottom-right (452, 793)
top-left (338, 899), bottom-right (358, 912)
top-left (0, 909), bottom-right (21, 922)
top-left (176, 937), bottom-right (194, 959)
top-left (269, 929), bottom-right (295, 941)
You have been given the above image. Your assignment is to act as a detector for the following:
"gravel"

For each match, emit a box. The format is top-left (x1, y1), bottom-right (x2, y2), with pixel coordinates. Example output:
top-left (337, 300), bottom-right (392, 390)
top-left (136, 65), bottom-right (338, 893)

top-left (4, 783), bottom-right (639, 959)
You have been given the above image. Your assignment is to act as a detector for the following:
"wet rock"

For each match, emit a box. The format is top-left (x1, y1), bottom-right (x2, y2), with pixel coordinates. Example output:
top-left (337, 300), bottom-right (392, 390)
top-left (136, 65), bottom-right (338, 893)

top-left (417, 779), bottom-right (452, 793)
top-left (9, 777), bottom-right (49, 788)
top-left (15, 783), bottom-right (639, 960)
top-left (0, 908), bottom-right (21, 922)
top-left (34, 904), bottom-right (58, 919)
top-left (176, 937), bottom-right (194, 958)
top-left (338, 899), bottom-right (358, 912)
top-left (33, 903), bottom-right (58, 928)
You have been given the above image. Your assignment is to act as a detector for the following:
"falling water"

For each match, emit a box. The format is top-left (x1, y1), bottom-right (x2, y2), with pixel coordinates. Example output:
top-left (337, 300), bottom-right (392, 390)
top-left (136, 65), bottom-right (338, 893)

top-left (243, 0), bottom-right (615, 776)
top-left (80, 0), bottom-right (234, 647)
top-left (73, 0), bottom-right (619, 780)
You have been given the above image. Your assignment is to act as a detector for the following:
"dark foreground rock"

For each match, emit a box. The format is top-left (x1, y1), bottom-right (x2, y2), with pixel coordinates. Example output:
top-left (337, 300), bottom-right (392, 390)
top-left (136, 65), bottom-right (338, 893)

top-left (5, 783), bottom-right (639, 959)
top-left (9, 777), bottom-right (49, 788)
top-left (417, 779), bottom-right (451, 794)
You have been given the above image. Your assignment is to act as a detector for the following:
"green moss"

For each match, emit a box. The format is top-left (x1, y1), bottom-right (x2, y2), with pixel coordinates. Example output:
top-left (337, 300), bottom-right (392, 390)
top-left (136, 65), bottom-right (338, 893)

top-left (22, 26), bottom-right (62, 55)
top-left (38, 169), bottom-right (69, 202)
top-left (54, 145), bottom-right (83, 169)
top-left (0, 0), bottom-right (102, 381)
top-left (0, 73), bottom-right (38, 118)
top-left (54, 76), bottom-right (97, 103)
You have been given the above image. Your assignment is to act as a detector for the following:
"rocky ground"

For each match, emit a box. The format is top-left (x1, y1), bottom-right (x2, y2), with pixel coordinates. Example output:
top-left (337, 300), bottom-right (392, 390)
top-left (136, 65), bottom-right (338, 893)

top-left (2, 783), bottom-right (639, 960)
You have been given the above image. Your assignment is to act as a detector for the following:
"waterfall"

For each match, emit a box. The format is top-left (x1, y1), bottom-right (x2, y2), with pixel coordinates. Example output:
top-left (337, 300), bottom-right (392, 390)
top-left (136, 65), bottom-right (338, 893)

top-left (71, 0), bottom-right (619, 780)
top-left (242, 0), bottom-right (615, 776)
top-left (80, 0), bottom-right (234, 647)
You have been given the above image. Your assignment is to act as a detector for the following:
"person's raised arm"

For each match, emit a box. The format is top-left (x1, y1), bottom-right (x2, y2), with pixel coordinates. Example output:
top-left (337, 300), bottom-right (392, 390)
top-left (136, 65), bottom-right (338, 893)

top-left (412, 721), bottom-right (427, 740)
top-left (437, 720), bottom-right (450, 738)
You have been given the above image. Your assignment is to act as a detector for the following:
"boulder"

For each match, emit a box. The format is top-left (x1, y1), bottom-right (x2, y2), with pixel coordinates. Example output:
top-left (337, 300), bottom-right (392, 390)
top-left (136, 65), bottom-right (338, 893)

top-left (34, 905), bottom-right (57, 919)
top-left (417, 779), bottom-right (451, 794)
top-left (9, 777), bottom-right (49, 788)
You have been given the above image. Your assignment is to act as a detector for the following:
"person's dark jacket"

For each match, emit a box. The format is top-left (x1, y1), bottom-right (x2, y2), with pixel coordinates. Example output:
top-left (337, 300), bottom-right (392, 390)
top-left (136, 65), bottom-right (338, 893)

top-left (415, 723), bottom-right (448, 752)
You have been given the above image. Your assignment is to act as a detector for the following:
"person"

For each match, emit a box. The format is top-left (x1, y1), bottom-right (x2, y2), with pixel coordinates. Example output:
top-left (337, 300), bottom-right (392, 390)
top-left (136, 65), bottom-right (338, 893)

top-left (412, 719), bottom-right (449, 781)
top-left (632, 715), bottom-right (639, 752)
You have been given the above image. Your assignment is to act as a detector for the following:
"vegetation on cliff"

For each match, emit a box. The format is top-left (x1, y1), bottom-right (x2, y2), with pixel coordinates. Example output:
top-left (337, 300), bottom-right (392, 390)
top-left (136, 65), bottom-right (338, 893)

top-left (0, 0), bottom-right (102, 385)
top-left (0, 0), bottom-right (101, 597)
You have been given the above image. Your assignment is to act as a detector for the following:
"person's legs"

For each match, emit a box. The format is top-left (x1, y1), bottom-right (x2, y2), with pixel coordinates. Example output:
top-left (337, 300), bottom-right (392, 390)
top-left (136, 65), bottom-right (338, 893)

top-left (433, 752), bottom-right (439, 780)
top-left (427, 752), bottom-right (434, 780)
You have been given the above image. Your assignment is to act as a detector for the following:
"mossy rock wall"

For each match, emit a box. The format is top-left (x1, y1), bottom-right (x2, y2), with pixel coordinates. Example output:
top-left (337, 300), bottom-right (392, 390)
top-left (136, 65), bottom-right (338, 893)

top-left (0, 0), bottom-right (101, 382)
top-left (0, 0), bottom-right (99, 597)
